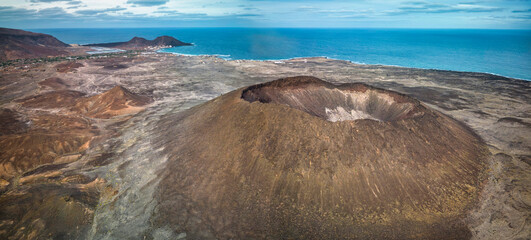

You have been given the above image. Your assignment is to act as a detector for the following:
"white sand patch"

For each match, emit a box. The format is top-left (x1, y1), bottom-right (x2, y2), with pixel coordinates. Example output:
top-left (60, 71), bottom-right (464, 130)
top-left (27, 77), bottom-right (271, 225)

top-left (325, 106), bottom-right (379, 122)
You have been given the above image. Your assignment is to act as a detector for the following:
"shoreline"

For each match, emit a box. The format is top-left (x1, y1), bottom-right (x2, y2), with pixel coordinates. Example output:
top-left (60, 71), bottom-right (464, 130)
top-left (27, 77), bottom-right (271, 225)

top-left (16, 27), bottom-right (529, 81)
top-left (2, 48), bottom-right (529, 82)
top-left (160, 50), bottom-right (531, 82)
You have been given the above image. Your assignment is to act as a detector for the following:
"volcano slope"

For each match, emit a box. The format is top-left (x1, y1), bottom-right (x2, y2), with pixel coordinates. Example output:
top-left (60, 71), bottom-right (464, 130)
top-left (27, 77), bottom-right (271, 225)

top-left (155, 76), bottom-right (489, 239)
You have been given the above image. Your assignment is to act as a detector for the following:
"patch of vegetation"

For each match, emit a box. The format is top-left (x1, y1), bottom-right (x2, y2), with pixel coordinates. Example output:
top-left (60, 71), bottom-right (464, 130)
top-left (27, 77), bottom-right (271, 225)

top-left (0, 50), bottom-right (142, 68)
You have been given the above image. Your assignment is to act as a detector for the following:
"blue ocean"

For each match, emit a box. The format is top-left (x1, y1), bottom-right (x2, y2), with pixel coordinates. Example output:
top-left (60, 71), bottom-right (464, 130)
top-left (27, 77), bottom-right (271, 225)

top-left (32, 28), bottom-right (531, 80)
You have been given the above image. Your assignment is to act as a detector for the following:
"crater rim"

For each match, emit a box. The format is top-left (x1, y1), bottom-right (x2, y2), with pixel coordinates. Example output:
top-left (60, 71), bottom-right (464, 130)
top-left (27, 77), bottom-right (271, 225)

top-left (241, 76), bottom-right (423, 122)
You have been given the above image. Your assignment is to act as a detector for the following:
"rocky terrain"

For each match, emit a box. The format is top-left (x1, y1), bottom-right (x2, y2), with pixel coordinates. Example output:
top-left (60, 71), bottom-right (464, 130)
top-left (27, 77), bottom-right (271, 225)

top-left (154, 76), bottom-right (489, 239)
top-left (0, 69), bottom-right (152, 185)
top-left (85, 36), bottom-right (192, 50)
top-left (0, 28), bottom-right (191, 62)
top-left (0, 28), bottom-right (71, 61)
top-left (0, 53), bottom-right (529, 240)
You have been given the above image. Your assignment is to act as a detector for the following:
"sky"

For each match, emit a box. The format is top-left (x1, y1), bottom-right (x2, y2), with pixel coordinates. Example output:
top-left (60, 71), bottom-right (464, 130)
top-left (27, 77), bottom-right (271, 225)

top-left (0, 0), bottom-right (529, 29)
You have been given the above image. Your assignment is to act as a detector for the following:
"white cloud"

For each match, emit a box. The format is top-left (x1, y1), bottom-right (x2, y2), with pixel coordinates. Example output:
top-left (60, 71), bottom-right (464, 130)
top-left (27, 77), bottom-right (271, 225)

top-left (0, 0), bottom-right (529, 28)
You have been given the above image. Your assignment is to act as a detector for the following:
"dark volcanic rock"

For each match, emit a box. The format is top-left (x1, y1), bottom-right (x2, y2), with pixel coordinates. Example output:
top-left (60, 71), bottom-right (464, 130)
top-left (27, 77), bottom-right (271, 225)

top-left (0, 109), bottom-right (28, 136)
top-left (85, 36), bottom-right (191, 50)
top-left (103, 64), bottom-right (128, 70)
top-left (0, 28), bottom-right (69, 61)
top-left (151, 35), bottom-right (190, 46)
top-left (155, 76), bottom-right (490, 239)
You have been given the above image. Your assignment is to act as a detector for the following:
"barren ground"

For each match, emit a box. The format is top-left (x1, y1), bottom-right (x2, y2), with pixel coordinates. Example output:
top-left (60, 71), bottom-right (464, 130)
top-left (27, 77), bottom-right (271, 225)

top-left (0, 53), bottom-right (529, 239)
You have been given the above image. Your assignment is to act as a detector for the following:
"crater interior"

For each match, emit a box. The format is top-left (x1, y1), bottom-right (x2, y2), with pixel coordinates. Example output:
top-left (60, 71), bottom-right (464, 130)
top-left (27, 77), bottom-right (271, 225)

top-left (242, 76), bottom-right (418, 122)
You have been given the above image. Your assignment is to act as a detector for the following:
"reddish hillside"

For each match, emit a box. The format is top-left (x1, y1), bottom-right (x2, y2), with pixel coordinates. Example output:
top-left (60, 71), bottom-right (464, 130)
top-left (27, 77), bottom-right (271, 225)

top-left (0, 85), bottom-right (151, 183)
top-left (73, 86), bottom-right (152, 118)
top-left (0, 28), bottom-right (70, 61)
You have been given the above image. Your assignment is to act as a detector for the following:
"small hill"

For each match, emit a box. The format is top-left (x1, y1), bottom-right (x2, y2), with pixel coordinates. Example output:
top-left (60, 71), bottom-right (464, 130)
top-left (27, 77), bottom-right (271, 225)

top-left (85, 36), bottom-right (191, 50)
top-left (19, 86), bottom-right (151, 119)
top-left (0, 28), bottom-right (70, 61)
top-left (20, 90), bottom-right (86, 109)
top-left (0, 113), bottom-right (94, 181)
top-left (73, 86), bottom-right (152, 118)
top-left (1, 86), bottom-right (151, 181)
top-left (55, 61), bottom-right (84, 73)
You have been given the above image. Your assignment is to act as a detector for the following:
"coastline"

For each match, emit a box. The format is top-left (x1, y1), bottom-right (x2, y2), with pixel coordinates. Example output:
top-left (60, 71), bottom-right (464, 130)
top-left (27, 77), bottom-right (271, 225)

top-left (159, 50), bottom-right (531, 82)
top-left (24, 28), bottom-right (531, 80)
top-left (2, 49), bottom-right (529, 83)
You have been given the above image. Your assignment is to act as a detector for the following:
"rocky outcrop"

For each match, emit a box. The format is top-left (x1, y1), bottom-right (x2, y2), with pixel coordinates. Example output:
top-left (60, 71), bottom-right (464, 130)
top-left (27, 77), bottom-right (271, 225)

top-left (0, 28), bottom-right (69, 61)
top-left (0, 84), bottom-right (150, 239)
top-left (0, 177), bottom-right (105, 239)
top-left (85, 36), bottom-right (191, 50)
top-left (154, 76), bottom-right (490, 239)
top-left (0, 86), bottom-right (151, 183)
top-left (0, 112), bottom-right (94, 182)
top-left (73, 86), bottom-right (152, 119)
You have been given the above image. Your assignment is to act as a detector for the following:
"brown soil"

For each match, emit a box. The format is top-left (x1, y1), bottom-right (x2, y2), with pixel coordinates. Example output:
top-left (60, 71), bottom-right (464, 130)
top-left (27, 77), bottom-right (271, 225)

top-left (0, 86), bottom-right (150, 182)
top-left (0, 109), bottom-right (28, 136)
top-left (73, 86), bottom-right (152, 119)
top-left (38, 77), bottom-right (69, 90)
top-left (0, 178), bottom-right (104, 239)
top-left (0, 113), bottom-right (94, 181)
top-left (55, 62), bottom-right (84, 73)
top-left (0, 53), bottom-right (527, 240)
top-left (0, 77), bottom-right (151, 239)
top-left (154, 76), bottom-right (490, 239)
top-left (19, 86), bottom-right (151, 118)
top-left (20, 90), bottom-right (85, 109)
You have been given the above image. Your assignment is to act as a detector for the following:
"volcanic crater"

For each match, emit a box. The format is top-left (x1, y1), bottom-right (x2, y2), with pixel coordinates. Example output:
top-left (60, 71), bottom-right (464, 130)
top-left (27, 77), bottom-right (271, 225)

top-left (242, 76), bottom-right (420, 122)
top-left (155, 76), bottom-right (489, 239)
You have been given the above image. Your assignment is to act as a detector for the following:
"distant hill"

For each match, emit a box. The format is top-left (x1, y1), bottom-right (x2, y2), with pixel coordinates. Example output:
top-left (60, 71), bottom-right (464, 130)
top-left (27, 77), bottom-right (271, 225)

top-left (0, 28), bottom-right (70, 61)
top-left (85, 36), bottom-right (192, 50)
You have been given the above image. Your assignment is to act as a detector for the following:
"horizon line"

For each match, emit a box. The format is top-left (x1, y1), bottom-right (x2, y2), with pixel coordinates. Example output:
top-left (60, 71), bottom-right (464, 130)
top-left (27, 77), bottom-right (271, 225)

top-left (19, 26), bottom-right (531, 30)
